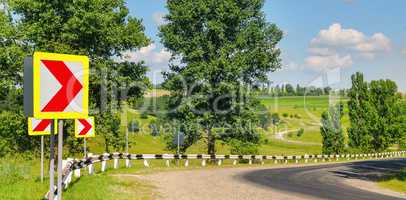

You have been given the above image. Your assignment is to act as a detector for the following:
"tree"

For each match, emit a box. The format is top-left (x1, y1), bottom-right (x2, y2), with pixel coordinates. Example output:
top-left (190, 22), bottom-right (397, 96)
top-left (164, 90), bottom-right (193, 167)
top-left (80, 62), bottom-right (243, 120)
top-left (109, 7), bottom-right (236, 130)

top-left (160, 0), bottom-right (282, 154)
top-left (256, 104), bottom-right (271, 130)
top-left (347, 72), bottom-right (374, 152)
top-left (397, 101), bottom-right (406, 149)
top-left (285, 84), bottom-right (295, 96)
top-left (320, 103), bottom-right (345, 154)
top-left (0, 8), bottom-right (25, 111)
top-left (2, 0), bottom-right (150, 154)
top-left (348, 72), bottom-right (403, 152)
top-left (368, 79), bottom-right (402, 151)
top-left (270, 113), bottom-right (280, 134)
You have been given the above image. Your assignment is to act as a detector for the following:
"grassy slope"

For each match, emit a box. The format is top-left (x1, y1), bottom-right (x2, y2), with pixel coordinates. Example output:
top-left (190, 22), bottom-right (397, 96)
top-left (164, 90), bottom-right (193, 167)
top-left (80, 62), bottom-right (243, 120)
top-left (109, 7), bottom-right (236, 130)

top-left (0, 158), bottom-right (48, 200)
top-left (260, 95), bottom-right (350, 144)
top-left (85, 96), bottom-right (328, 156)
top-left (378, 169), bottom-right (406, 194)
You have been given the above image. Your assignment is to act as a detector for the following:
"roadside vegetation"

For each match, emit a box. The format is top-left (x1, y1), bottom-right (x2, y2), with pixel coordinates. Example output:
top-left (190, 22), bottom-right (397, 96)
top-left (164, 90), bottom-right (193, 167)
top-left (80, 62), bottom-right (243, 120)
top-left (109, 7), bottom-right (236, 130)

top-left (378, 169), bottom-right (406, 194)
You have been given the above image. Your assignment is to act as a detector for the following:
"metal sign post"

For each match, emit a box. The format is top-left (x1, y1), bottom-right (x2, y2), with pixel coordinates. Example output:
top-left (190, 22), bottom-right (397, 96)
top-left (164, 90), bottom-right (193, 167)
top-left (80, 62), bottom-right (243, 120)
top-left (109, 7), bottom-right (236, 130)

top-left (57, 120), bottom-right (63, 200)
top-left (49, 120), bottom-right (56, 200)
top-left (41, 135), bottom-right (44, 182)
top-left (84, 138), bottom-right (87, 158)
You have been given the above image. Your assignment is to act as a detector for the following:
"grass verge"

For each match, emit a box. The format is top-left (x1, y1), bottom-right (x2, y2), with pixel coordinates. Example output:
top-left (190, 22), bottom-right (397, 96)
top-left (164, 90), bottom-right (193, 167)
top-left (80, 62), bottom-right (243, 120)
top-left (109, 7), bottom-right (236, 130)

top-left (378, 169), bottom-right (406, 194)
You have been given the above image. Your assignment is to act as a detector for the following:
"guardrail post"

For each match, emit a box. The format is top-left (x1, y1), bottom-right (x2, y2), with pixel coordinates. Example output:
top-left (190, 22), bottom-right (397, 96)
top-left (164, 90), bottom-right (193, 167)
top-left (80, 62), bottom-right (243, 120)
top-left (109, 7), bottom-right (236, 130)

top-left (166, 160), bottom-right (170, 167)
top-left (233, 160), bottom-right (237, 165)
top-left (125, 153), bottom-right (131, 168)
top-left (144, 159), bottom-right (150, 167)
top-left (88, 153), bottom-right (94, 175)
top-left (314, 158), bottom-right (318, 163)
top-left (101, 153), bottom-right (109, 172)
top-left (217, 159), bottom-right (222, 166)
top-left (274, 160), bottom-right (278, 164)
top-left (248, 159), bottom-right (252, 165)
top-left (88, 162), bottom-right (94, 175)
top-left (201, 159), bottom-right (206, 167)
top-left (113, 153), bottom-right (119, 169)
top-left (74, 167), bottom-right (80, 178)
top-left (185, 160), bottom-right (189, 167)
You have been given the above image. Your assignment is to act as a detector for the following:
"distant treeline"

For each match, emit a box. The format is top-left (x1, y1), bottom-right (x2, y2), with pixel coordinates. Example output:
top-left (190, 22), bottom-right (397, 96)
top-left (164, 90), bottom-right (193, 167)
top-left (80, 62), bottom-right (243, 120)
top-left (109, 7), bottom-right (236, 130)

top-left (257, 84), bottom-right (349, 96)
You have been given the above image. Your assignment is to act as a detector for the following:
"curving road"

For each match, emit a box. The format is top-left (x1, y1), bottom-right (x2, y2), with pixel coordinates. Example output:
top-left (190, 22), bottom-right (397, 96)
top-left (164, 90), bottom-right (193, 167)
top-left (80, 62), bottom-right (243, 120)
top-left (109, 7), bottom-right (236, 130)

top-left (140, 158), bottom-right (406, 200)
top-left (242, 158), bottom-right (406, 200)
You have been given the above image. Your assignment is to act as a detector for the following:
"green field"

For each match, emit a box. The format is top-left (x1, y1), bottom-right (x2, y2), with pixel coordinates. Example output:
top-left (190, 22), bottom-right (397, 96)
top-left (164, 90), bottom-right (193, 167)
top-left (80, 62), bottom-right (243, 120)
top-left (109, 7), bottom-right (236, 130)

top-left (84, 95), bottom-right (331, 156)
top-left (260, 95), bottom-right (350, 145)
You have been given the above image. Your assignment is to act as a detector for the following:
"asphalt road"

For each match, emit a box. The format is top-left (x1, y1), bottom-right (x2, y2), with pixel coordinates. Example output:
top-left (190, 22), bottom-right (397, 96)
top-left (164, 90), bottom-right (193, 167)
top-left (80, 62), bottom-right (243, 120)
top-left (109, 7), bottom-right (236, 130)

top-left (242, 158), bottom-right (406, 200)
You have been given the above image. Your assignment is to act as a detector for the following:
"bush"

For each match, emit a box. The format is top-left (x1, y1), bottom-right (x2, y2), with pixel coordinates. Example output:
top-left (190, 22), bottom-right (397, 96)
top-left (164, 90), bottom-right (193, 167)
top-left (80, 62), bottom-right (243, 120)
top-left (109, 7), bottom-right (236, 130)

top-left (127, 120), bottom-right (140, 133)
top-left (282, 113), bottom-right (289, 117)
top-left (294, 114), bottom-right (301, 119)
top-left (229, 139), bottom-right (259, 155)
top-left (149, 123), bottom-right (159, 136)
top-left (0, 111), bottom-right (33, 157)
top-left (140, 112), bottom-right (148, 119)
top-left (297, 128), bottom-right (304, 137)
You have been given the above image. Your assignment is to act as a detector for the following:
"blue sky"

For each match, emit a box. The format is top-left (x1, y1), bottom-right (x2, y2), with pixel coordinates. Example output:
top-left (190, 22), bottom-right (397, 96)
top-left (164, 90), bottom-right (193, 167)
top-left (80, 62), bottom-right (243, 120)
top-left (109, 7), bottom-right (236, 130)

top-left (126, 0), bottom-right (406, 90)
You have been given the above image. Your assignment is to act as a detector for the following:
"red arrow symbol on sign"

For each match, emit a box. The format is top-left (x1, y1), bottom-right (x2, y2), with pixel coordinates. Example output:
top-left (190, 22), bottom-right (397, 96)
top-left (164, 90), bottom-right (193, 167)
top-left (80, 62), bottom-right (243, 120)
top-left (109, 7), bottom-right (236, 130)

top-left (41, 60), bottom-right (83, 112)
top-left (79, 119), bottom-right (92, 135)
top-left (33, 119), bottom-right (51, 131)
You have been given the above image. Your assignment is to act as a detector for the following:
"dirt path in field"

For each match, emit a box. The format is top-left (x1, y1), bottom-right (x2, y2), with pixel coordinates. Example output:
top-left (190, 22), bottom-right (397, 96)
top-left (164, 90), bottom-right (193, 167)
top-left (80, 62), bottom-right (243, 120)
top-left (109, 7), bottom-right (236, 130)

top-left (274, 129), bottom-right (321, 146)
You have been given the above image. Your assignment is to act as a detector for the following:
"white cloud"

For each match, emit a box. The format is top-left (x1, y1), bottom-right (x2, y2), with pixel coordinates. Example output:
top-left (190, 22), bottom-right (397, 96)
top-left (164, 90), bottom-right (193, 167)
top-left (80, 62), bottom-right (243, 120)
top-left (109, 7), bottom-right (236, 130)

top-left (152, 12), bottom-right (166, 26)
top-left (305, 23), bottom-right (391, 71)
top-left (311, 23), bottom-right (365, 47)
top-left (311, 23), bottom-right (391, 55)
top-left (308, 47), bottom-right (336, 57)
top-left (123, 43), bottom-right (171, 71)
top-left (305, 54), bottom-right (353, 71)
top-left (400, 48), bottom-right (406, 55)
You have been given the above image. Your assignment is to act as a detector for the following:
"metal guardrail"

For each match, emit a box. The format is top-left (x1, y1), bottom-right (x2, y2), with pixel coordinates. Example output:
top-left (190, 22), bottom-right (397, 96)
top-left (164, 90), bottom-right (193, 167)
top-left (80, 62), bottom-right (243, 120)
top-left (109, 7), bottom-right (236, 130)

top-left (45, 151), bottom-right (406, 199)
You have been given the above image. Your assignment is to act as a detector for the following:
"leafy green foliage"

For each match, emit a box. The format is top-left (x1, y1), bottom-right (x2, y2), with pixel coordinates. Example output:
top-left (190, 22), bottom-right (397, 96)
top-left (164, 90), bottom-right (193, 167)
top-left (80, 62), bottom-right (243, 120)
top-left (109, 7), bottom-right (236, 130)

top-left (96, 112), bottom-right (123, 152)
top-left (271, 113), bottom-right (280, 125)
top-left (320, 103), bottom-right (345, 154)
top-left (348, 72), bottom-right (405, 152)
top-left (160, 0), bottom-right (282, 154)
top-left (297, 128), bottom-right (304, 137)
top-left (128, 120), bottom-right (140, 133)
top-left (164, 120), bottom-right (202, 154)
top-left (0, 0), bottom-right (150, 155)
top-left (0, 111), bottom-right (31, 156)
top-left (256, 103), bottom-right (271, 130)
top-left (229, 139), bottom-right (259, 155)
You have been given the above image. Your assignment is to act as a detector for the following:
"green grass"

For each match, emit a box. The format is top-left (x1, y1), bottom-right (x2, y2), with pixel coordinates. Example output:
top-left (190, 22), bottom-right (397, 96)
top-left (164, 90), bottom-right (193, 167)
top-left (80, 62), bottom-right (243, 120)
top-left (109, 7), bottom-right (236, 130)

top-left (378, 169), bottom-right (406, 194)
top-left (0, 157), bottom-right (160, 200)
top-left (0, 157), bottom-right (49, 200)
top-left (259, 96), bottom-right (350, 145)
top-left (64, 174), bottom-right (157, 200)
top-left (85, 96), bottom-right (331, 156)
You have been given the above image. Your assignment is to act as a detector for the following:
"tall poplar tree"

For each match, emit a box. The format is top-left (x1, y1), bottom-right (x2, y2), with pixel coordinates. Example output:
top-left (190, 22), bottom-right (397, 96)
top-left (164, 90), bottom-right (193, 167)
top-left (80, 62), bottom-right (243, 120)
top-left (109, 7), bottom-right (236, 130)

top-left (160, 0), bottom-right (283, 154)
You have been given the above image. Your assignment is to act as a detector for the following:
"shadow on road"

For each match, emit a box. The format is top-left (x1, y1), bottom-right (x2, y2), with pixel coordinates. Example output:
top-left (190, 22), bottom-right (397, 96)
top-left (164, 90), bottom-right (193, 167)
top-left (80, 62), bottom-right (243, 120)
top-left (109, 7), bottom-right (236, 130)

top-left (239, 158), bottom-right (406, 200)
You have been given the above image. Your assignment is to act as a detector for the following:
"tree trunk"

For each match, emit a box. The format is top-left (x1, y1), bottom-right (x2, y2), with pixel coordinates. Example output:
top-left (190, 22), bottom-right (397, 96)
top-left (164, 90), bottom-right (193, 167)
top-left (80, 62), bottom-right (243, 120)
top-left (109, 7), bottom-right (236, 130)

top-left (207, 128), bottom-right (215, 155)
